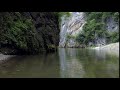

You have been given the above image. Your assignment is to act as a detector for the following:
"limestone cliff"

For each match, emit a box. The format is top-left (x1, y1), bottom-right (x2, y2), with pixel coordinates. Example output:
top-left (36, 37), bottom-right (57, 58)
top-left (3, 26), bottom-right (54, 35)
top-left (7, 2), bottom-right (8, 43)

top-left (59, 12), bottom-right (119, 47)
top-left (59, 12), bottom-right (86, 47)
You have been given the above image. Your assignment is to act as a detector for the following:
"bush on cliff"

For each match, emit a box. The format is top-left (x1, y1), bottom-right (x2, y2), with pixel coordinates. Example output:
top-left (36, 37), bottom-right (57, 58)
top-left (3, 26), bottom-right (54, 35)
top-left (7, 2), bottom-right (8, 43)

top-left (0, 12), bottom-right (43, 54)
top-left (75, 12), bottom-right (119, 46)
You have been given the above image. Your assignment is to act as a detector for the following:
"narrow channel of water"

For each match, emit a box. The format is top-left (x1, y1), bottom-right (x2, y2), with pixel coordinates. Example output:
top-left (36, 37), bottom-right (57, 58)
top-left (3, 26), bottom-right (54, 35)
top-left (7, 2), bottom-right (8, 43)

top-left (0, 48), bottom-right (119, 78)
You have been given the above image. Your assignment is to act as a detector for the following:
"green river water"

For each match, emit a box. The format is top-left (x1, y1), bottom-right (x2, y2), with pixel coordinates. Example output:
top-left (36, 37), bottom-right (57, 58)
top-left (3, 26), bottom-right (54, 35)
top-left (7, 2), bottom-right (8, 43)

top-left (0, 48), bottom-right (119, 78)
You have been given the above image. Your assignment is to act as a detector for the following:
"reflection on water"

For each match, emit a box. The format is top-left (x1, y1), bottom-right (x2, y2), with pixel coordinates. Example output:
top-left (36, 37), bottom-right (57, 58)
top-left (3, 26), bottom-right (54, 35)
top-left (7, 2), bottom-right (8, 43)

top-left (0, 54), bottom-right (60, 78)
top-left (59, 48), bottom-right (85, 78)
top-left (59, 48), bottom-right (119, 78)
top-left (0, 48), bottom-right (119, 78)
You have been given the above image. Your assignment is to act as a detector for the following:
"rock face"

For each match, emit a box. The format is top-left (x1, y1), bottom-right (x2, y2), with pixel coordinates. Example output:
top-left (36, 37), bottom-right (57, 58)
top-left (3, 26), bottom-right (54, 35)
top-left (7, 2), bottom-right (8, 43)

top-left (0, 12), bottom-right (59, 54)
top-left (94, 36), bottom-right (106, 47)
top-left (95, 17), bottom-right (119, 47)
top-left (28, 12), bottom-right (60, 52)
top-left (59, 12), bottom-right (119, 47)
top-left (105, 17), bottom-right (119, 32)
top-left (59, 12), bottom-right (86, 47)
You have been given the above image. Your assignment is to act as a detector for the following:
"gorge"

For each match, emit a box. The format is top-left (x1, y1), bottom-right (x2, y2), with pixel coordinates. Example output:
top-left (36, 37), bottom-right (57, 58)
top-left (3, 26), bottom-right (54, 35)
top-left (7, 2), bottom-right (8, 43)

top-left (0, 12), bottom-right (119, 78)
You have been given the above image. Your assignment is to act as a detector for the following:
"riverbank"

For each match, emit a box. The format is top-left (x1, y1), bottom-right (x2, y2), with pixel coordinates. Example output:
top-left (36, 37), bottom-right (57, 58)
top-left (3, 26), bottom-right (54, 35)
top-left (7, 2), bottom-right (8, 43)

top-left (91, 42), bottom-right (119, 57)
top-left (0, 54), bottom-right (14, 61)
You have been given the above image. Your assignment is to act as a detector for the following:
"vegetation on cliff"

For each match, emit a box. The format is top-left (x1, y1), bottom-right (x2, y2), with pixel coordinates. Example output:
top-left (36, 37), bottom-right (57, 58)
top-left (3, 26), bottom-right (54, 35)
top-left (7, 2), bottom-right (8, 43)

top-left (55, 12), bottom-right (71, 26)
top-left (0, 12), bottom-right (42, 54)
top-left (0, 12), bottom-right (119, 54)
top-left (0, 12), bottom-right (59, 54)
top-left (76, 12), bottom-right (119, 46)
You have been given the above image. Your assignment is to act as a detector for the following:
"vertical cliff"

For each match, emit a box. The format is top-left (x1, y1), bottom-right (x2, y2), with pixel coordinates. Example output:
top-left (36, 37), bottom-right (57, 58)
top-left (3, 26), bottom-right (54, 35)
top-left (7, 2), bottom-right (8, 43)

top-left (59, 12), bottom-right (86, 47)
top-left (59, 12), bottom-right (119, 47)
top-left (0, 12), bottom-right (59, 54)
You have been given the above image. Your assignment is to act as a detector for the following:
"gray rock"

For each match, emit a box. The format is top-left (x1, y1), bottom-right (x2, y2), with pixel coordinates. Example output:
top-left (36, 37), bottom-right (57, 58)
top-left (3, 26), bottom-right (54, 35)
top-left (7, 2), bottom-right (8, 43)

top-left (105, 17), bottom-right (119, 32)
top-left (59, 12), bottom-right (119, 48)
top-left (59, 12), bottom-right (86, 48)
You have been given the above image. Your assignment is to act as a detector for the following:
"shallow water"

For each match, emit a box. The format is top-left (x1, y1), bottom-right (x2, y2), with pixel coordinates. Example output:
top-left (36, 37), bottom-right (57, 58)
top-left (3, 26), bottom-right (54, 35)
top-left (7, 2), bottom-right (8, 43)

top-left (0, 48), bottom-right (119, 78)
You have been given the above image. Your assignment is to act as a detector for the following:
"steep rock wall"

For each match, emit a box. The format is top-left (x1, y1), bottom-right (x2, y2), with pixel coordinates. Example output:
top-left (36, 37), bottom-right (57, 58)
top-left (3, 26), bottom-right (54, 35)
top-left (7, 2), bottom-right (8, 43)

top-left (59, 12), bottom-right (86, 47)
top-left (59, 12), bottom-right (119, 47)
top-left (0, 12), bottom-right (59, 54)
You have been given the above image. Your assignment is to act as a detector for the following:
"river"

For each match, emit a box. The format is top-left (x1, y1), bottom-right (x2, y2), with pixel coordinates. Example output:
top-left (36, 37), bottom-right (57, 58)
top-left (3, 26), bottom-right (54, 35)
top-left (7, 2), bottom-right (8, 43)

top-left (0, 48), bottom-right (119, 78)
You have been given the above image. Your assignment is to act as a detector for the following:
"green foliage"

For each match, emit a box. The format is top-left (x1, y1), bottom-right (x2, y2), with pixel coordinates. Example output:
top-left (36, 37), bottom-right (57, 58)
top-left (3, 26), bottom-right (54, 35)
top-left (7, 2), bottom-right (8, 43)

top-left (66, 34), bottom-right (75, 40)
top-left (58, 12), bottom-right (71, 17)
top-left (75, 12), bottom-right (119, 45)
top-left (57, 12), bottom-right (71, 26)
top-left (6, 16), bottom-right (35, 50)
top-left (76, 18), bottom-right (106, 45)
top-left (0, 12), bottom-right (59, 54)
top-left (106, 32), bottom-right (119, 43)
top-left (76, 33), bottom-right (86, 44)
top-left (113, 12), bottom-right (119, 22)
top-left (86, 12), bottom-right (103, 22)
top-left (0, 12), bottom-right (41, 53)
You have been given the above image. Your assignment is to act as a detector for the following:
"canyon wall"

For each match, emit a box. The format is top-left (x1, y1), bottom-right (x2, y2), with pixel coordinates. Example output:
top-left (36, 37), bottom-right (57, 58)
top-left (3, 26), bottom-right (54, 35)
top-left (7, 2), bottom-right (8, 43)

top-left (0, 12), bottom-right (59, 54)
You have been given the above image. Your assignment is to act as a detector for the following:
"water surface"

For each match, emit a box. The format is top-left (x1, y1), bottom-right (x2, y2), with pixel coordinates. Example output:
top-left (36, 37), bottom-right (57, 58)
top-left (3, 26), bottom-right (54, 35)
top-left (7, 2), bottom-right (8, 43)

top-left (0, 48), bottom-right (119, 78)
